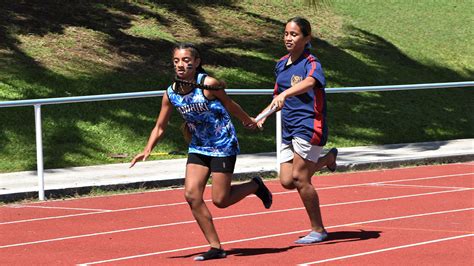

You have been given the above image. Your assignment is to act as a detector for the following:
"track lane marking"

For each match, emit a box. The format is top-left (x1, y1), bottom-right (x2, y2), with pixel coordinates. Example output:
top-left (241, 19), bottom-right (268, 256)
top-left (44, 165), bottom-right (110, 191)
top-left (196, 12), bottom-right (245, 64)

top-left (78, 208), bottom-right (474, 265)
top-left (2, 172), bottom-right (472, 225)
top-left (298, 234), bottom-right (474, 265)
top-left (1, 189), bottom-right (472, 249)
top-left (13, 163), bottom-right (473, 208)
top-left (345, 224), bottom-right (474, 234)
top-left (10, 205), bottom-right (112, 212)
top-left (365, 183), bottom-right (472, 189)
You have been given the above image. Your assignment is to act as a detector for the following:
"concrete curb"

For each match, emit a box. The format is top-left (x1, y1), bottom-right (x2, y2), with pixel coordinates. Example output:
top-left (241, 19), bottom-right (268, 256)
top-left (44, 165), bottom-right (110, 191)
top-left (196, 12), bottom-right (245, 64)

top-left (2, 152), bottom-right (472, 203)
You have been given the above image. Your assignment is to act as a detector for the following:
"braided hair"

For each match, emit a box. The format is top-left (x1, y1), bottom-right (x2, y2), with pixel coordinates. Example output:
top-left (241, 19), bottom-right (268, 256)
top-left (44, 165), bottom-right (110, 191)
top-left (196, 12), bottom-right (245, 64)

top-left (172, 42), bottom-right (207, 74)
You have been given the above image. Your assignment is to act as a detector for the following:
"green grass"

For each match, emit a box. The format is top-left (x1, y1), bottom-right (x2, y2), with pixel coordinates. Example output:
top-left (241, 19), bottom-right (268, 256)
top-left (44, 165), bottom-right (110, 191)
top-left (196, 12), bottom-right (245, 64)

top-left (0, 0), bottom-right (472, 173)
top-left (332, 0), bottom-right (473, 77)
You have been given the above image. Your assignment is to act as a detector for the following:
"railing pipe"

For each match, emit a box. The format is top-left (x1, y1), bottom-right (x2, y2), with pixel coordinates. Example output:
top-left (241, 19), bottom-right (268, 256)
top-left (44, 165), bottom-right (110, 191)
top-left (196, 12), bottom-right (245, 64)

top-left (0, 81), bottom-right (472, 200)
top-left (328, 81), bottom-right (474, 93)
top-left (1, 81), bottom-right (473, 108)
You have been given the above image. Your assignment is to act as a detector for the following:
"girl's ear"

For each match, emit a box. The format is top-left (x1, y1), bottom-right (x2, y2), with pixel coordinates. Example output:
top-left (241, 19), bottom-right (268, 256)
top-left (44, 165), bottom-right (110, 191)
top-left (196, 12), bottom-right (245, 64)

top-left (195, 57), bottom-right (201, 69)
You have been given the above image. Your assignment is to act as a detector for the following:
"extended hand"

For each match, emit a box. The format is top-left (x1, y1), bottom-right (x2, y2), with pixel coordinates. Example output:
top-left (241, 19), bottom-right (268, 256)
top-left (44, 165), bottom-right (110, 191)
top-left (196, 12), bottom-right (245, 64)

top-left (271, 93), bottom-right (286, 111)
top-left (129, 152), bottom-right (150, 168)
top-left (243, 117), bottom-right (257, 130)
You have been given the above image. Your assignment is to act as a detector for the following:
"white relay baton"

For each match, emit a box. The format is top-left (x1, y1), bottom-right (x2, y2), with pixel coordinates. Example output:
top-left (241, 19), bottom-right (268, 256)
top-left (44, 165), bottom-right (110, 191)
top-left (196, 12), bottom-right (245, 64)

top-left (255, 106), bottom-right (277, 122)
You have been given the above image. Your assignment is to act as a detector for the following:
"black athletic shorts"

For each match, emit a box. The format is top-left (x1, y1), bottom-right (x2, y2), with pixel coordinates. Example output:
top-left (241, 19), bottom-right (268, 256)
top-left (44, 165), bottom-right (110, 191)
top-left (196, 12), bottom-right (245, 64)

top-left (187, 153), bottom-right (237, 173)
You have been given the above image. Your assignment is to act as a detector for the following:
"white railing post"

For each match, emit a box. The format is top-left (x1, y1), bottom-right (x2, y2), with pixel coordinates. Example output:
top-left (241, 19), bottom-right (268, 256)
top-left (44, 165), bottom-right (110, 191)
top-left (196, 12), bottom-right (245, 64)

top-left (276, 110), bottom-right (282, 175)
top-left (34, 104), bottom-right (45, 200)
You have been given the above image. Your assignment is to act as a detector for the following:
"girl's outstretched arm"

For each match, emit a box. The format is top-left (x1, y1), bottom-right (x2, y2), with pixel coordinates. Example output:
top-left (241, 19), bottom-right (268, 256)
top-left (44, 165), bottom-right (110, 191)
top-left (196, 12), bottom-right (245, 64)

top-left (130, 93), bottom-right (173, 167)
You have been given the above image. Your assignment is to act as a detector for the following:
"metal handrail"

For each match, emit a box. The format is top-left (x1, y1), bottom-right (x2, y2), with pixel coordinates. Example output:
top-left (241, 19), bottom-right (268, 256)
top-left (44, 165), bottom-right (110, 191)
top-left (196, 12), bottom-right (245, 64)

top-left (1, 81), bottom-right (473, 200)
top-left (1, 81), bottom-right (473, 108)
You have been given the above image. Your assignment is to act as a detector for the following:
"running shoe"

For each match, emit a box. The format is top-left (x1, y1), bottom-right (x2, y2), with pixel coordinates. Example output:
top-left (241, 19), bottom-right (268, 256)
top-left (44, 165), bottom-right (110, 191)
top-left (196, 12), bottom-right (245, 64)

top-left (252, 176), bottom-right (273, 209)
top-left (327, 148), bottom-right (338, 172)
top-left (194, 247), bottom-right (226, 261)
top-left (295, 230), bottom-right (328, 244)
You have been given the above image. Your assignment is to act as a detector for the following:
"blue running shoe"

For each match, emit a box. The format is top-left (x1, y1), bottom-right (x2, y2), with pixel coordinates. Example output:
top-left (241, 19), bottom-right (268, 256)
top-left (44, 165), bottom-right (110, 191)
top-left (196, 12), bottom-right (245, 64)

top-left (295, 230), bottom-right (328, 244)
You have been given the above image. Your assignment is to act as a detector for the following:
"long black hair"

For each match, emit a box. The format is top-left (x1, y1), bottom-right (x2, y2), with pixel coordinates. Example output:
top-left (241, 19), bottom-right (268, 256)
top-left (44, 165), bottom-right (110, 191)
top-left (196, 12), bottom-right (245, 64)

top-left (287, 17), bottom-right (312, 37)
top-left (172, 42), bottom-right (207, 74)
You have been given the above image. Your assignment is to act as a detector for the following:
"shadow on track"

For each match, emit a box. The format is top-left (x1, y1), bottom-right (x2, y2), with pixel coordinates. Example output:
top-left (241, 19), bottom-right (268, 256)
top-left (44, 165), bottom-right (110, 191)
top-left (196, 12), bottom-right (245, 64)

top-left (321, 229), bottom-right (382, 245)
top-left (170, 230), bottom-right (381, 259)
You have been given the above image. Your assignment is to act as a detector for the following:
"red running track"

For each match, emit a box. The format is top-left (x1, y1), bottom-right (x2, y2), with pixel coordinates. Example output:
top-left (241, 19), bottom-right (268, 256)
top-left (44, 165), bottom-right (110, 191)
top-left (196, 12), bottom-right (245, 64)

top-left (1, 162), bottom-right (473, 265)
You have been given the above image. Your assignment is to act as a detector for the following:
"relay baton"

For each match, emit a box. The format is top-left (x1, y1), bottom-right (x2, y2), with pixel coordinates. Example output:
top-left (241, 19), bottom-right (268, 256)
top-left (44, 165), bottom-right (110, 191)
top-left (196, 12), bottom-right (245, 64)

top-left (255, 106), bottom-right (277, 122)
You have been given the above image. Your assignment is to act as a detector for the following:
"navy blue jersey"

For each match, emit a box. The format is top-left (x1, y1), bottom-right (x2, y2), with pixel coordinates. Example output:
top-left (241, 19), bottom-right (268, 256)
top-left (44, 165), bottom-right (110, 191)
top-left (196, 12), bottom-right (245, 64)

top-left (167, 73), bottom-right (240, 156)
top-left (274, 50), bottom-right (328, 146)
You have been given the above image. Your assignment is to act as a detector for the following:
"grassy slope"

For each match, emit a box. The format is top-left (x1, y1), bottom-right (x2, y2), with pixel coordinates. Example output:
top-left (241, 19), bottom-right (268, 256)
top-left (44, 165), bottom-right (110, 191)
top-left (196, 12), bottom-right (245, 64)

top-left (327, 0), bottom-right (473, 146)
top-left (0, 0), bottom-right (472, 172)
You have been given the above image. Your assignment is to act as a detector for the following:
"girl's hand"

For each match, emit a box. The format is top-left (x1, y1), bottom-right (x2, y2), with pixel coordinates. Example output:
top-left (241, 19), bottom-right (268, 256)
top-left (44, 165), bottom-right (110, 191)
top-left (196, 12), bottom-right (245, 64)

top-left (130, 151), bottom-right (151, 168)
top-left (242, 117), bottom-right (257, 130)
top-left (256, 119), bottom-right (265, 130)
top-left (271, 93), bottom-right (287, 111)
top-left (255, 104), bottom-right (278, 130)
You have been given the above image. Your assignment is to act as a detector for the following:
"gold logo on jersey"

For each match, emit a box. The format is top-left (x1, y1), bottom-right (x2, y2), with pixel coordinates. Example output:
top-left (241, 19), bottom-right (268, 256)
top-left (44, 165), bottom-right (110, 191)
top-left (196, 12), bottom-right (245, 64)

top-left (291, 75), bottom-right (303, 86)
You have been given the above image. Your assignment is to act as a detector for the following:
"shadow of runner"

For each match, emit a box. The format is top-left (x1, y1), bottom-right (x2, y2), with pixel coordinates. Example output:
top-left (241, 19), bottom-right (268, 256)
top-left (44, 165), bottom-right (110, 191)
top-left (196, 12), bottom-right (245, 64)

top-left (169, 246), bottom-right (300, 259)
top-left (170, 230), bottom-right (381, 259)
top-left (320, 230), bottom-right (382, 245)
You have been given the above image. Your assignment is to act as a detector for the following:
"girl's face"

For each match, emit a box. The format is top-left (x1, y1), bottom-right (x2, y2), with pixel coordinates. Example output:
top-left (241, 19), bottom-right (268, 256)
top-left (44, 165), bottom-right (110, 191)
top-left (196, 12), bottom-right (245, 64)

top-left (283, 21), bottom-right (310, 54)
top-left (173, 48), bottom-right (200, 79)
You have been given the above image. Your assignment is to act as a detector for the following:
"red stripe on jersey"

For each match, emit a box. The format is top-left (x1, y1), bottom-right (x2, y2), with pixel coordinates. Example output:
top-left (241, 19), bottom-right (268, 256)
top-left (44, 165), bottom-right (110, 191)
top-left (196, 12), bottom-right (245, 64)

top-left (304, 53), bottom-right (317, 77)
top-left (279, 54), bottom-right (290, 62)
top-left (310, 87), bottom-right (325, 145)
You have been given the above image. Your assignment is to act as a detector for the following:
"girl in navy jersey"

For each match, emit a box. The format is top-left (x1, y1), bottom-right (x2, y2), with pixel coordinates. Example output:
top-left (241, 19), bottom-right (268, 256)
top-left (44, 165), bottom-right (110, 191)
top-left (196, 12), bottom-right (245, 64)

top-left (130, 43), bottom-right (272, 261)
top-left (258, 17), bottom-right (338, 244)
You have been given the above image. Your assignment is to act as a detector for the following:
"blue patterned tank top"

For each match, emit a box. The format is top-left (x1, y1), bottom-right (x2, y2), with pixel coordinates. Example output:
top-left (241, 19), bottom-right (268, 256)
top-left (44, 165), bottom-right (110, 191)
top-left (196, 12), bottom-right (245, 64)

top-left (166, 73), bottom-right (239, 157)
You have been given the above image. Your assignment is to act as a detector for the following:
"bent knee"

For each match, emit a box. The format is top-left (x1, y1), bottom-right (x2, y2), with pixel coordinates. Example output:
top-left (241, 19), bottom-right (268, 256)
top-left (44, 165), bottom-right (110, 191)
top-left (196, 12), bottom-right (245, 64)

top-left (281, 179), bottom-right (296, 190)
top-left (212, 197), bottom-right (229, 208)
top-left (280, 175), bottom-right (296, 190)
top-left (292, 175), bottom-right (313, 190)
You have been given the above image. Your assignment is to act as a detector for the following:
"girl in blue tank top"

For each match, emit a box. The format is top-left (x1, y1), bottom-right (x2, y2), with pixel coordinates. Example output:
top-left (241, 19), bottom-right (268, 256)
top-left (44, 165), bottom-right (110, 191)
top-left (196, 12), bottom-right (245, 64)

top-left (130, 43), bottom-right (273, 261)
top-left (167, 72), bottom-right (239, 157)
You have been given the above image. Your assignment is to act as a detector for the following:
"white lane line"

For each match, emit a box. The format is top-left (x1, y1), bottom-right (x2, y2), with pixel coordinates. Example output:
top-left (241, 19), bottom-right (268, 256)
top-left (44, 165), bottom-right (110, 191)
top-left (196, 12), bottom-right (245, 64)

top-left (321, 188), bottom-right (472, 208)
top-left (1, 188), bottom-right (472, 249)
top-left (16, 205), bottom-right (112, 212)
top-left (2, 172), bottom-right (472, 225)
top-left (316, 172), bottom-right (473, 191)
top-left (278, 172), bottom-right (473, 196)
top-left (78, 208), bottom-right (474, 265)
top-left (0, 201), bottom-right (190, 225)
top-left (368, 183), bottom-right (472, 190)
top-left (299, 234), bottom-right (474, 265)
top-left (17, 165), bottom-right (473, 208)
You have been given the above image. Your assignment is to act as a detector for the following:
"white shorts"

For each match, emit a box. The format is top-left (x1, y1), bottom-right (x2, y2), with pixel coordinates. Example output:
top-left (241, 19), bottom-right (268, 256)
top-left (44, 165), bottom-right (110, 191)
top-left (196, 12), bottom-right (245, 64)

top-left (280, 137), bottom-right (323, 164)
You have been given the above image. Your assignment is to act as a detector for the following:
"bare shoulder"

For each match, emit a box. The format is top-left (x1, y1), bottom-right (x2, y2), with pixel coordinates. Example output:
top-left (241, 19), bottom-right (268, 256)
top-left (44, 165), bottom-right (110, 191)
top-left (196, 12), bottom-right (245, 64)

top-left (203, 76), bottom-right (225, 88)
top-left (203, 76), bottom-right (228, 99)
